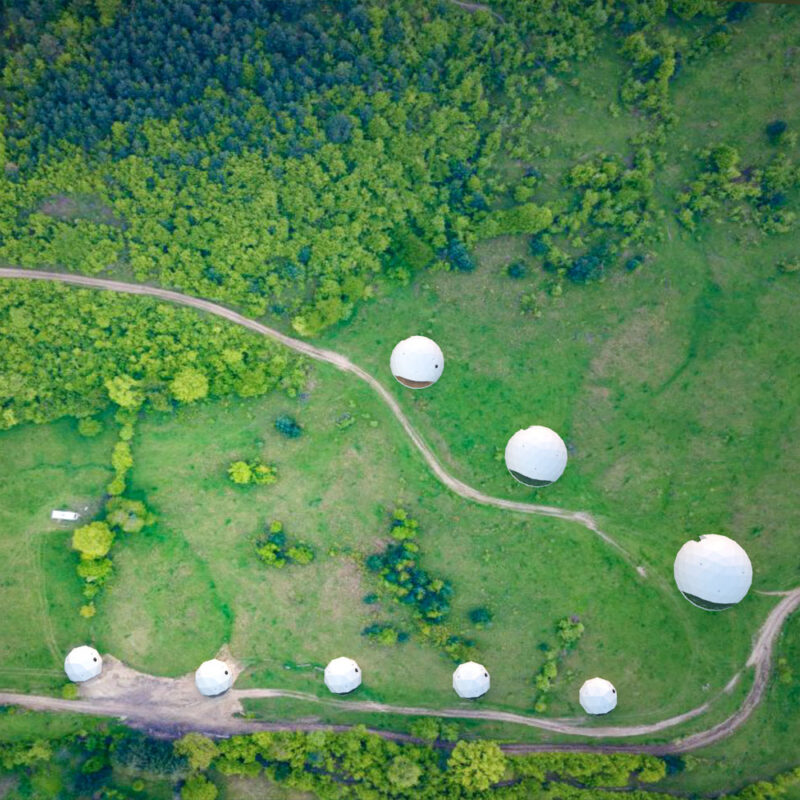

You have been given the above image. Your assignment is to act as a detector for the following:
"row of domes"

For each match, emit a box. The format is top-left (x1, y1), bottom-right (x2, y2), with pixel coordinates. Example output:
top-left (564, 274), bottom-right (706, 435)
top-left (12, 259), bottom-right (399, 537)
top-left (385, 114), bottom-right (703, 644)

top-left (63, 648), bottom-right (619, 714)
top-left (390, 336), bottom-right (754, 610)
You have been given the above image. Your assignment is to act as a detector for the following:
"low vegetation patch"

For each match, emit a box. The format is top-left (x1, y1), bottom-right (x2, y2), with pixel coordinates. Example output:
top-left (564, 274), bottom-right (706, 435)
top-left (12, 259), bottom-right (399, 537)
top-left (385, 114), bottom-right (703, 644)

top-left (255, 521), bottom-right (316, 569)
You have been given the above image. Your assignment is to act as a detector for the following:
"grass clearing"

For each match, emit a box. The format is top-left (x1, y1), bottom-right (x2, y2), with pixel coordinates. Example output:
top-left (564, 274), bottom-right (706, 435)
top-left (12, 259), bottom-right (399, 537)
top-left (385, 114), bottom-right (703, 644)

top-left (0, 418), bottom-right (113, 693)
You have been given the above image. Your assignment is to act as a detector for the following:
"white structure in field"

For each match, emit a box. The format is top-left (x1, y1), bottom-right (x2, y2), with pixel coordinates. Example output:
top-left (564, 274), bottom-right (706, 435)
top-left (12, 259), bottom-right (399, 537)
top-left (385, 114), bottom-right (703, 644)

top-left (64, 646), bottom-right (102, 682)
top-left (504, 425), bottom-right (568, 487)
top-left (453, 661), bottom-right (490, 699)
top-left (51, 510), bottom-right (80, 522)
top-left (195, 659), bottom-right (233, 696)
top-left (324, 657), bottom-right (362, 694)
top-left (390, 336), bottom-right (444, 389)
top-left (579, 677), bottom-right (617, 715)
top-left (674, 534), bottom-right (753, 611)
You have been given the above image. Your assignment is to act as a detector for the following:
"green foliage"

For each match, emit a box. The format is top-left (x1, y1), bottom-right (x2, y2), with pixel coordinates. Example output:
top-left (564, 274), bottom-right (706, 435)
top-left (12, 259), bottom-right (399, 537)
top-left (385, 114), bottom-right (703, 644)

top-left (531, 617), bottom-right (585, 711)
top-left (0, 282), bottom-right (306, 431)
top-left (228, 460), bottom-right (252, 485)
top-left (181, 773), bottom-right (218, 800)
top-left (365, 508), bottom-right (477, 662)
top-left (506, 261), bottom-right (527, 279)
top-left (676, 146), bottom-right (799, 234)
top-left (468, 607), bottom-right (493, 629)
top-left (110, 731), bottom-right (188, 777)
top-left (228, 458), bottom-right (277, 486)
top-left (361, 622), bottom-right (409, 646)
top-left (170, 368), bottom-right (210, 405)
top-left (447, 740), bottom-right (507, 793)
top-left (104, 497), bottom-right (154, 534)
top-left (173, 734), bottom-right (220, 771)
top-left (77, 417), bottom-right (103, 437)
top-left (72, 521), bottom-right (114, 560)
top-left (255, 521), bottom-right (315, 568)
top-left (275, 414), bottom-right (303, 438)
top-left (60, 683), bottom-right (79, 700)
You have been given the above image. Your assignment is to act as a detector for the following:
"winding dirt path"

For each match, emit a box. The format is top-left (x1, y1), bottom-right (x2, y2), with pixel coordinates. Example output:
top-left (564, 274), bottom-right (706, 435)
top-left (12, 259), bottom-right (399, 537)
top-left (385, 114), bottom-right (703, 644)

top-left (0, 585), bottom-right (796, 751)
top-left (2, 267), bottom-right (798, 754)
top-left (0, 268), bottom-right (636, 566)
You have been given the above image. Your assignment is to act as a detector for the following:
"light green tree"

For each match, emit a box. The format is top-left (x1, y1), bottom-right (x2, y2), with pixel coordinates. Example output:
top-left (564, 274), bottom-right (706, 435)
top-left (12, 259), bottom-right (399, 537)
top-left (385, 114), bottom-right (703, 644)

top-left (228, 461), bottom-right (252, 484)
top-left (170, 368), bottom-right (209, 404)
top-left (447, 740), bottom-right (507, 792)
top-left (105, 375), bottom-right (144, 409)
top-left (386, 755), bottom-right (422, 789)
top-left (174, 734), bottom-right (220, 771)
top-left (180, 774), bottom-right (218, 800)
top-left (72, 522), bottom-right (114, 559)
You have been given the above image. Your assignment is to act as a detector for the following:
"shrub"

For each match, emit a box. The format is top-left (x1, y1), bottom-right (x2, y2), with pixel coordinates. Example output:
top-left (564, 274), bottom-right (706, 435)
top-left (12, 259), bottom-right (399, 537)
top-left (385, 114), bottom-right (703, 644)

top-left (228, 461), bottom-right (253, 484)
top-left (468, 607), bottom-right (493, 628)
top-left (255, 521), bottom-right (314, 567)
top-left (77, 418), bottom-right (103, 437)
top-left (105, 497), bottom-right (154, 533)
top-left (275, 415), bottom-right (303, 438)
top-left (72, 521), bottom-right (114, 559)
top-left (61, 683), bottom-right (79, 700)
top-left (446, 239), bottom-right (476, 272)
top-left (507, 261), bottom-right (527, 279)
top-left (766, 120), bottom-right (788, 144)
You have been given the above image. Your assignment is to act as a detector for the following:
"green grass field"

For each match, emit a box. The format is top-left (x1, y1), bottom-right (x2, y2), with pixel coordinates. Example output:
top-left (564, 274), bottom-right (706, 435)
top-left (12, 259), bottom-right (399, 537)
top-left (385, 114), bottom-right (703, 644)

top-left (0, 2), bottom-right (798, 795)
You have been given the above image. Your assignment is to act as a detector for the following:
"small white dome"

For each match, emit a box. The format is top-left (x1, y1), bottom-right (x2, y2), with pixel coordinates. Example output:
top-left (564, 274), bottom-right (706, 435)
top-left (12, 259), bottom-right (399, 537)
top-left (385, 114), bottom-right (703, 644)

top-left (390, 336), bottom-right (444, 389)
top-left (674, 534), bottom-right (752, 610)
top-left (453, 661), bottom-right (490, 699)
top-left (195, 659), bottom-right (233, 696)
top-left (505, 426), bottom-right (568, 487)
top-left (324, 657), bottom-right (362, 694)
top-left (579, 677), bottom-right (617, 715)
top-left (64, 646), bottom-right (102, 683)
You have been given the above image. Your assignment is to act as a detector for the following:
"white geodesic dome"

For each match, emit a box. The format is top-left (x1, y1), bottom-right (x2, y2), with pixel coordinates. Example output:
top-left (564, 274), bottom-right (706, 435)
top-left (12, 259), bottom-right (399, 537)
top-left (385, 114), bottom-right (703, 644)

top-left (64, 646), bottom-right (102, 683)
top-left (324, 657), bottom-right (362, 694)
top-left (504, 425), bottom-right (568, 487)
top-left (452, 661), bottom-right (490, 699)
top-left (674, 534), bottom-right (752, 611)
top-left (195, 659), bottom-right (233, 696)
top-left (579, 677), bottom-right (617, 715)
top-left (389, 336), bottom-right (444, 388)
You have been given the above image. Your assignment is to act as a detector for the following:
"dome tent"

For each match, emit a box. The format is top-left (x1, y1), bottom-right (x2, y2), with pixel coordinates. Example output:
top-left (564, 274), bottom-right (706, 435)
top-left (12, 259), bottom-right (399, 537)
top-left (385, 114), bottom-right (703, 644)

top-left (674, 534), bottom-right (752, 611)
top-left (64, 646), bottom-right (102, 683)
top-left (390, 336), bottom-right (444, 389)
top-left (453, 661), bottom-right (490, 699)
top-left (324, 657), bottom-right (362, 694)
top-left (579, 677), bottom-right (617, 715)
top-left (195, 659), bottom-right (233, 696)
top-left (504, 425), bottom-right (568, 487)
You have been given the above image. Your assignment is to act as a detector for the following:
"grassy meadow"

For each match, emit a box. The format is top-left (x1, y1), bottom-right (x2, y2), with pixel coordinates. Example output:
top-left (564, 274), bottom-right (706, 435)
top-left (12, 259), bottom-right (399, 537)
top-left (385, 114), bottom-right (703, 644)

top-left (0, 4), bottom-right (797, 796)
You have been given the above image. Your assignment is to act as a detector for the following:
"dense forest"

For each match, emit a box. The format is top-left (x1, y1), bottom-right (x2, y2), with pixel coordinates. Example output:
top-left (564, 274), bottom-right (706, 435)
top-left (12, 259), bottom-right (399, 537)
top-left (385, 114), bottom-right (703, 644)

top-left (1, 0), bottom-right (795, 343)
top-left (2, 719), bottom-right (800, 800)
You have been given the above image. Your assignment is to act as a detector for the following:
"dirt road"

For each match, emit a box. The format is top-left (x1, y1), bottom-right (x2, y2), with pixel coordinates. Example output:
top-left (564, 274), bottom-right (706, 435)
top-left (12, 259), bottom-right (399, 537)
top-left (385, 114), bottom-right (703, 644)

top-left (0, 587), bottom-right (796, 753)
top-left (0, 268), bottom-right (636, 566)
top-left (1, 267), bottom-right (797, 753)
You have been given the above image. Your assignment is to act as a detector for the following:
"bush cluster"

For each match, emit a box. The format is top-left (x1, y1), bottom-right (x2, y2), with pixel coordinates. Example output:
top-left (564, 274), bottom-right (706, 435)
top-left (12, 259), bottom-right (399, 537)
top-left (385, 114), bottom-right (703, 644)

top-left (255, 521), bottom-right (315, 568)
top-left (227, 458), bottom-right (277, 486)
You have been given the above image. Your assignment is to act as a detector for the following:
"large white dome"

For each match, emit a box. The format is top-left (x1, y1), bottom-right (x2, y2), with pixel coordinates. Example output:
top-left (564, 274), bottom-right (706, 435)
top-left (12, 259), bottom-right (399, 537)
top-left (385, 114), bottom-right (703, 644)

top-left (453, 661), bottom-right (490, 699)
top-left (324, 657), bottom-right (362, 694)
top-left (64, 646), bottom-right (102, 683)
top-left (674, 534), bottom-right (752, 610)
top-left (195, 659), bottom-right (233, 696)
top-left (504, 426), bottom-right (568, 487)
top-left (579, 677), bottom-right (617, 715)
top-left (390, 336), bottom-right (444, 389)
